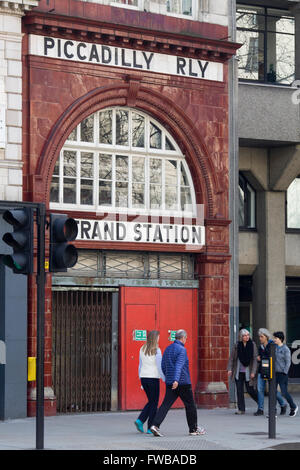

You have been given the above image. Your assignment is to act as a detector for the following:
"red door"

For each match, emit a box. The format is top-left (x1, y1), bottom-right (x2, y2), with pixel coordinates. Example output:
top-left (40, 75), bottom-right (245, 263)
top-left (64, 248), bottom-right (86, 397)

top-left (119, 286), bottom-right (197, 411)
top-left (158, 289), bottom-right (197, 408)
top-left (124, 304), bottom-right (156, 410)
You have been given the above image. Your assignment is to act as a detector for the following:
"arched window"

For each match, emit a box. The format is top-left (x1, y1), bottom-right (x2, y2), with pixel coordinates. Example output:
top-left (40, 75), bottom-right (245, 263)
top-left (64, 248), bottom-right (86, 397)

top-left (50, 107), bottom-right (196, 216)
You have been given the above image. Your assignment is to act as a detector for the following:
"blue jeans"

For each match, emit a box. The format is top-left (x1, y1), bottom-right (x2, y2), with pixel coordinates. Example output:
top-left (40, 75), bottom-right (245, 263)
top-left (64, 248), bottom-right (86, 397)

top-left (276, 372), bottom-right (297, 410)
top-left (257, 373), bottom-right (285, 411)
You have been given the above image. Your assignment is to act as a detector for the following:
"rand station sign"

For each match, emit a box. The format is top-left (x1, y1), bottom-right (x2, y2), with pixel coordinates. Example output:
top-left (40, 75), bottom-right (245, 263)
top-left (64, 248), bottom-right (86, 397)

top-left (76, 219), bottom-right (205, 247)
top-left (29, 35), bottom-right (224, 82)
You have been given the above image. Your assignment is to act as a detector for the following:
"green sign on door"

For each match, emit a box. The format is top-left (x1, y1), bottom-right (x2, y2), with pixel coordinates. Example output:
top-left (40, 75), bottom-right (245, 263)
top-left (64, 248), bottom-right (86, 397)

top-left (133, 330), bottom-right (147, 341)
top-left (169, 330), bottom-right (176, 341)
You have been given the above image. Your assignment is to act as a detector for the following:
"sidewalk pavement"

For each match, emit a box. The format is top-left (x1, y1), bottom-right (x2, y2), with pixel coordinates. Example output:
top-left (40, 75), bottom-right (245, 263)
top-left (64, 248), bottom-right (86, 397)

top-left (0, 395), bottom-right (300, 451)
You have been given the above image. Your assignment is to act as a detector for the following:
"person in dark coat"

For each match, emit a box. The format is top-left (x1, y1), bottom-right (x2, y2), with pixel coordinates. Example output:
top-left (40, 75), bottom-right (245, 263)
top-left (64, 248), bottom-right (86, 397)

top-left (228, 329), bottom-right (258, 414)
top-left (150, 329), bottom-right (206, 437)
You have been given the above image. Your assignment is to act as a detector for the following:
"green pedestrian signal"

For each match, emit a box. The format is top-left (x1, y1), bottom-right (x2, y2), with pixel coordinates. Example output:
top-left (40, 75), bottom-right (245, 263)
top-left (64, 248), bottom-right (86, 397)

top-left (49, 213), bottom-right (78, 272)
top-left (2, 207), bottom-right (34, 274)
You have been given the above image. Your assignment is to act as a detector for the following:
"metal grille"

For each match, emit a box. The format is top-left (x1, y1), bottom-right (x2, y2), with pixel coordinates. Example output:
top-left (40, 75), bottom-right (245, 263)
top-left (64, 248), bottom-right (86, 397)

top-left (60, 250), bottom-right (195, 280)
top-left (52, 289), bottom-right (112, 413)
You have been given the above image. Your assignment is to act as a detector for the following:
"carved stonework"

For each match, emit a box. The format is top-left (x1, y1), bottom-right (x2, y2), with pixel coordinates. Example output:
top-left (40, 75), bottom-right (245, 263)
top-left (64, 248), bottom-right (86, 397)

top-left (0, 0), bottom-right (39, 16)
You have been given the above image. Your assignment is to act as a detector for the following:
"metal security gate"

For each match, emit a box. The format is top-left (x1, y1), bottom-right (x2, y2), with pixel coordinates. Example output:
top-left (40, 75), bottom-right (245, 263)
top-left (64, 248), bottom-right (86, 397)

top-left (52, 289), bottom-right (114, 413)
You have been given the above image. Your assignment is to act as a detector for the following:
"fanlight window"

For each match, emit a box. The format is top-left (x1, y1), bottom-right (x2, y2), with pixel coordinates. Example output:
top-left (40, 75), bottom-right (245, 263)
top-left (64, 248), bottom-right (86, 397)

top-left (50, 108), bottom-right (196, 216)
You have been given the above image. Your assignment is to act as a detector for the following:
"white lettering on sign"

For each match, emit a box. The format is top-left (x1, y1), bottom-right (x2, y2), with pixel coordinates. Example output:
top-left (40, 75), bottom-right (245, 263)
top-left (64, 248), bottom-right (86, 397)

top-left (76, 219), bottom-right (205, 247)
top-left (29, 35), bottom-right (224, 82)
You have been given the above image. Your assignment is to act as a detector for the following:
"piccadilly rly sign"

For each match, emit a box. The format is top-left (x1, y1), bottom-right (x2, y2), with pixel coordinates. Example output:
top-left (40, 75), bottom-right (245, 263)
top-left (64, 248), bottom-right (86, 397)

top-left (29, 35), bottom-right (224, 82)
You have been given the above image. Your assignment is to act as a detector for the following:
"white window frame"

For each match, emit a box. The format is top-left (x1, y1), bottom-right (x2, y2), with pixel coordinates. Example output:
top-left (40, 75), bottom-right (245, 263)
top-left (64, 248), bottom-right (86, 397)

top-left (81, 0), bottom-right (198, 20)
top-left (50, 107), bottom-right (197, 217)
top-left (165, 0), bottom-right (197, 19)
top-left (111, 0), bottom-right (143, 11)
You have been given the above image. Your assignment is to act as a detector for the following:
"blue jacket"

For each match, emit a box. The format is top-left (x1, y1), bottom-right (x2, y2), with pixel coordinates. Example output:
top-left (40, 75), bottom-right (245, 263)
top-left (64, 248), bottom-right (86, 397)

top-left (161, 340), bottom-right (191, 385)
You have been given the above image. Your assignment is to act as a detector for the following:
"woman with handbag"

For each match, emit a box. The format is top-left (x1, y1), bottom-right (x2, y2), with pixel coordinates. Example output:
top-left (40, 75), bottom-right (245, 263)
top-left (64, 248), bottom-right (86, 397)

top-left (227, 329), bottom-right (258, 414)
top-left (134, 330), bottom-right (165, 434)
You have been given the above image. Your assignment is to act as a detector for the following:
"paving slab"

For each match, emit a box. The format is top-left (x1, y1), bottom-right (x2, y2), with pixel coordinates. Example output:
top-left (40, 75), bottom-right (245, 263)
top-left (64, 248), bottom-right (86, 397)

top-left (0, 395), bottom-right (299, 452)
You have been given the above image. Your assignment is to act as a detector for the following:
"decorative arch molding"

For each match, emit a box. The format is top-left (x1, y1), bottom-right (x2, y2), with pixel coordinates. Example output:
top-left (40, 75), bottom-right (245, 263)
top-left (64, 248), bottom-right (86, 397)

top-left (34, 82), bottom-right (219, 218)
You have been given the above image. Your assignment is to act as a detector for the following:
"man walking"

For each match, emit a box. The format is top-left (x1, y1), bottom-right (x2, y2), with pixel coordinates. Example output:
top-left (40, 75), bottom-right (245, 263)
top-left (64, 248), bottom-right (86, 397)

top-left (150, 329), bottom-right (206, 437)
top-left (273, 331), bottom-right (298, 417)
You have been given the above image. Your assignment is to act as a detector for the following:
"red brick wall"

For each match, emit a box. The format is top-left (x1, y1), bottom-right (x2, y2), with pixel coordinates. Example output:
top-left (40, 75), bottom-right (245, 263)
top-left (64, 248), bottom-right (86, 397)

top-left (34, 0), bottom-right (227, 41)
top-left (23, 54), bottom-right (229, 219)
top-left (23, 5), bottom-right (234, 414)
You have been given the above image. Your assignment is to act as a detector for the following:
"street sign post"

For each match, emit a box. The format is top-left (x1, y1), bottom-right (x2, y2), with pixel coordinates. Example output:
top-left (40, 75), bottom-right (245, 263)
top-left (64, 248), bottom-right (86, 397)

top-left (36, 203), bottom-right (46, 450)
top-left (268, 342), bottom-right (277, 439)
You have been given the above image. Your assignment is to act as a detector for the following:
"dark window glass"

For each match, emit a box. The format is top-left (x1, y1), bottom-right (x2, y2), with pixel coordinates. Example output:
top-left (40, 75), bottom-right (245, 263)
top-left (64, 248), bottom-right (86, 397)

top-left (239, 173), bottom-right (256, 229)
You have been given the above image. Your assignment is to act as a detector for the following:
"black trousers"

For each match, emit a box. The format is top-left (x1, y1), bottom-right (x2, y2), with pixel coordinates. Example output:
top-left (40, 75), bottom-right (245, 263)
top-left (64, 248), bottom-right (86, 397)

top-left (235, 372), bottom-right (258, 412)
top-left (153, 384), bottom-right (197, 433)
top-left (138, 378), bottom-right (160, 429)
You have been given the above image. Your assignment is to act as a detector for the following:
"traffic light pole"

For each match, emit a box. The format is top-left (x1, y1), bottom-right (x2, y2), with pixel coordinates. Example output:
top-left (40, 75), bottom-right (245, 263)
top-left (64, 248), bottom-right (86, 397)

top-left (1, 201), bottom-right (78, 449)
top-left (268, 342), bottom-right (277, 439)
top-left (0, 201), bottom-right (46, 450)
top-left (36, 203), bottom-right (46, 450)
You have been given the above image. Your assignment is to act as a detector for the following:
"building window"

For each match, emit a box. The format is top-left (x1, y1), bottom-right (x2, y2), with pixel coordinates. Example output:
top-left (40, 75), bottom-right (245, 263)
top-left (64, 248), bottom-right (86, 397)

top-left (166, 0), bottom-right (192, 17)
top-left (236, 4), bottom-right (295, 84)
top-left (50, 107), bottom-right (196, 216)
top-left (287, 177), bottom-right (300, 229)
top-left (110, 0), bottom-right (140, 9)
top-left (239, 173), bottom-right (256, 229)
top-left (56, 249), bottom-right (195, 280)
top-left (80, 0), bottom-right (194, 17)
top-left (111, 0), bottom-right (195, 17)
top-left (239, 276), bottom-right (253, 335)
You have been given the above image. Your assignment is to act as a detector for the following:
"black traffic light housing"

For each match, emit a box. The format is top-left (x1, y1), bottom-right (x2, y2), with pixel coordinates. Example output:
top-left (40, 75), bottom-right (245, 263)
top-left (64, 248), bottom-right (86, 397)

top-left (49, 213), bottom-right (78, 272)
top-left (2, 207), bottom-right (34, 274)
top-left (261, 358), bottom-right (272, 380)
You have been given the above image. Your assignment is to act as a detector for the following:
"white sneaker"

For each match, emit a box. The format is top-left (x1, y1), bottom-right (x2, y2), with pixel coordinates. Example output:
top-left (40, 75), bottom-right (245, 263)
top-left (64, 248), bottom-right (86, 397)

top-left (150, 425), bottom-right (164, 437)
top-left (189, 426), bottom-right (206, 436)
top-left (289, 406), bottom-right (298, 417)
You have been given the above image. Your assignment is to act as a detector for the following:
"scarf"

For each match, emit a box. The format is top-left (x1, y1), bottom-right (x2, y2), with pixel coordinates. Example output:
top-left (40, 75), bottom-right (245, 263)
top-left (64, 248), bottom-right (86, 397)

top-left (237, 339), bottom-right (253, 367)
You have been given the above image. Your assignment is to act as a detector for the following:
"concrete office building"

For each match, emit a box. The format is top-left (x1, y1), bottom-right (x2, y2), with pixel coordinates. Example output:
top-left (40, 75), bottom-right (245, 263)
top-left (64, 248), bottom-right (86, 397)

top-left (236, 0), bottom-right (300, 383)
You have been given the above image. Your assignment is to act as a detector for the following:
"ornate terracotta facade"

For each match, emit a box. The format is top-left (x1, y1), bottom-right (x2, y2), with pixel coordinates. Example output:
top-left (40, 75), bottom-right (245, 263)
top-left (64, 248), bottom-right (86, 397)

top-left (23, 0), bottom-right (238, 415)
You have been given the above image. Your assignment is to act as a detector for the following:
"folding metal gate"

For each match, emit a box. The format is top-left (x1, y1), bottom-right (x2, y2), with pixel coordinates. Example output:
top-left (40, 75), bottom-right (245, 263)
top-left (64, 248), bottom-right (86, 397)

top-left (52, 289), bottom-right (113, 413)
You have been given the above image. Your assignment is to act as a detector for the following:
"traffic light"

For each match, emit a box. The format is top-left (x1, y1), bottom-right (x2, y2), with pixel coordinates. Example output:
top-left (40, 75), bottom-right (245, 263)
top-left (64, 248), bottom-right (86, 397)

top-left (49, 213), bottom-right (78, 272)
top-left (2, 207), bottom-right (34, 274)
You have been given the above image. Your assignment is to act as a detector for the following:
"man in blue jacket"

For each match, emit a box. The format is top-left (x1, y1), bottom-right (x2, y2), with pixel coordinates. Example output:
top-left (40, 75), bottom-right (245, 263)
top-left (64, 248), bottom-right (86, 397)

top-left (150, 329), bottom-right (206, 437)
